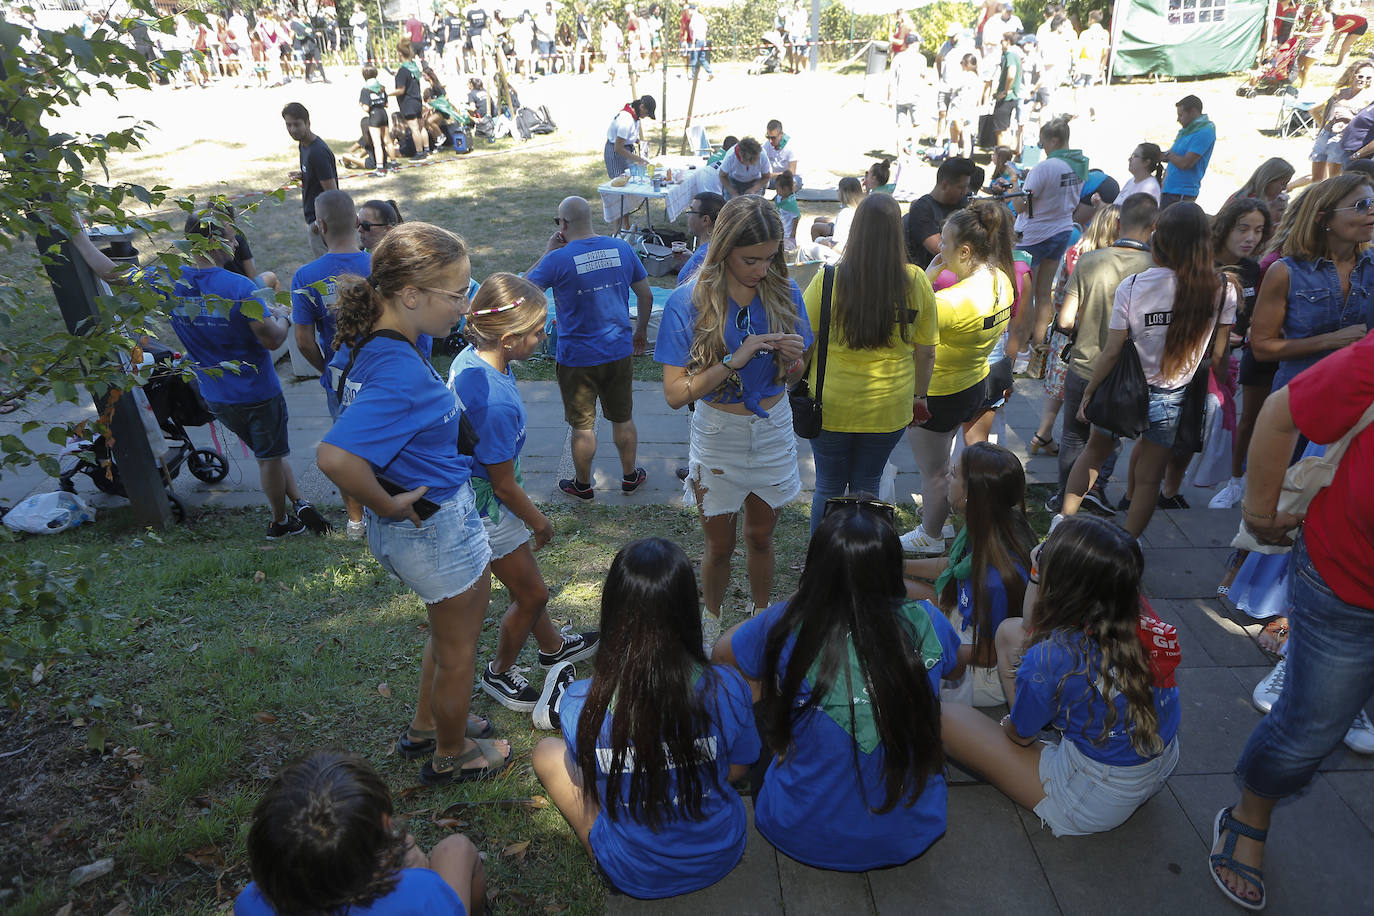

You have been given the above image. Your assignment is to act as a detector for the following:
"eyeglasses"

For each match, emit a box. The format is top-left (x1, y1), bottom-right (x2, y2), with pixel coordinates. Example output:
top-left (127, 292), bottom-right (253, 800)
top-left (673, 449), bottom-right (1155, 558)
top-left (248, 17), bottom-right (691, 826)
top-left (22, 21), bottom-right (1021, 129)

top-left (552, 216), bottom-right (564, 226)
top-left (419, 286), bottom-right (470, 306)
top-left (470, 295), bottom-right (525, 316)
top-left (357, 220), bottom-right (392, 231)
top-left (1331, 197), bottom-right (1374, 214)
top-left (823, 496), bottom-right (897, 527)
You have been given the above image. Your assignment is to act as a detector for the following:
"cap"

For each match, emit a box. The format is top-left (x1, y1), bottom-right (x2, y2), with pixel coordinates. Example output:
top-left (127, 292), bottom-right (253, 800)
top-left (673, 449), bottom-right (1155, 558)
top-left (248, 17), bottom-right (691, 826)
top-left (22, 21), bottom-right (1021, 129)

top-left (1001, 2), bottom-right (1014, 10)
top-left (1081, 170), bottom-right (1120, 205)
top-left (948, 23), bottom-right (960, 37)
top-left (638, 94), bottom-right (656, 118)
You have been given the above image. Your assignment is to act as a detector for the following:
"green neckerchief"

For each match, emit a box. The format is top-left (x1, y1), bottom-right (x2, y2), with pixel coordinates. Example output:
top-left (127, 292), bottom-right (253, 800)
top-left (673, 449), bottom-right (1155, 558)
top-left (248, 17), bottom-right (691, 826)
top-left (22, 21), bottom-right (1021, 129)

top-left (1047, 147), bottom-right (1089, 181)
top-left (401, 59), bottom-right (422, 79)
top-left (429, 92), bottom-right (468, 124)
top-left (364, 78), bottom-right (384, 95)
top-left (1175, 113), bottom-right (1212, 139)
top-left (471, 457), bottom-right (523, 524)
top-left (933, 526), bottom-right (971, 597)
top-left (775, 193), bottom-right (800, 216)
top-left (805, 599), bottom-right (945, 754)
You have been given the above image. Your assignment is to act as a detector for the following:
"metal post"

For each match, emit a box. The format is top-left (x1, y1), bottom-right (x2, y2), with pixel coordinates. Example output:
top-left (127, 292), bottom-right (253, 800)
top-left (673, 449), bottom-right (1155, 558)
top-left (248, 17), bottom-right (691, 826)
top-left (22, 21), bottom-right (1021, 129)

top-left (659, 36), bottom-right (668, 155)
top-left (808, 0), bottom-right (819, 71)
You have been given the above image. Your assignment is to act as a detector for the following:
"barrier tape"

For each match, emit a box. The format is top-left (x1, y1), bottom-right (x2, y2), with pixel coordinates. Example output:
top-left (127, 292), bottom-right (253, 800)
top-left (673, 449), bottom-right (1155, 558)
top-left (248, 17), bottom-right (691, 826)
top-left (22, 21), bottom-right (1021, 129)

top-left (663, 103), bottom-right (747, 126)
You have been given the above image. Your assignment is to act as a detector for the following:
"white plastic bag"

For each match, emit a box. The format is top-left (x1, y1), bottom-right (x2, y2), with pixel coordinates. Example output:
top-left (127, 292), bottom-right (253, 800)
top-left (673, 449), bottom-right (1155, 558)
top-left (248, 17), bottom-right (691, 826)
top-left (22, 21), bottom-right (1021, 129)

top-left (3, 491), bottom-right (95, 534)
top-left (878, 462), bottom-right (898, 504)
top-left (1189, 391), bottom-right (1231, 489)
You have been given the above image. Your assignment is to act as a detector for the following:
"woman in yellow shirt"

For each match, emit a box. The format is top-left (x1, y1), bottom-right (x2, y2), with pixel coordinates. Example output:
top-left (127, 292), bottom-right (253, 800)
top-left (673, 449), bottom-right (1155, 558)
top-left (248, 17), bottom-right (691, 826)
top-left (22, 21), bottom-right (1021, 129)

top-left (900, 200), bottom-right (1015, 555)
top-left (803, 194), bottom-right (938, 533)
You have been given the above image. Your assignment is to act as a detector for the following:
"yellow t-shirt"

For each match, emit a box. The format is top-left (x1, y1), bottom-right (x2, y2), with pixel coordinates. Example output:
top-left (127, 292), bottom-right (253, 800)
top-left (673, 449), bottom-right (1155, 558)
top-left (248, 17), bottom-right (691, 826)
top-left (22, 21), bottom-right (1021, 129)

top-left (803, 265), bottom-right (939, 433)
top-left (930, 268), bottom-right (1013, 397)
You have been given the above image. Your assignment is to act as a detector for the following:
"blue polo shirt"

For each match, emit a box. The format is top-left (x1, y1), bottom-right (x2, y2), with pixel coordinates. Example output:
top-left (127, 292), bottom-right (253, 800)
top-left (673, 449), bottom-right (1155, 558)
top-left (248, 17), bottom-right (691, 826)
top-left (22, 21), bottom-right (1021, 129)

top-left (156, 265), bottom-right (280, 405)
top-left (235, 868), bottom-right (465, 915)
top-left (290, 250), bottom-right (372, 390)
top-left (527, 236), bottom-right (647, 367)
top-left (1161, 119), bottom-right (1216, 196)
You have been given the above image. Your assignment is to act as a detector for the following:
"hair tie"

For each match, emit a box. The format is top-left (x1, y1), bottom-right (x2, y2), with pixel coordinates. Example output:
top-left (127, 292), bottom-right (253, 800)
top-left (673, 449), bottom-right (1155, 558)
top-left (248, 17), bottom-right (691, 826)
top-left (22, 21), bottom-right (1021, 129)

top-left (368, 276), bottom-right (379, 289)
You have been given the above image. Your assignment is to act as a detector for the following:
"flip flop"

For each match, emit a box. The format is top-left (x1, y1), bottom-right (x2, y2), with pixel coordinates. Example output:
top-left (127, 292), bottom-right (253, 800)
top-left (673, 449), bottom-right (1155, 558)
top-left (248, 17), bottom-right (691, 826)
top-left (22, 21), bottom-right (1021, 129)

top-left (1209, 806), bottom-right (1268, 911)
top-left (395, 715), bottom-right (494, 759)
top-left (419, 737), bottom-right (513, 786)
top-left (1256, 618), bottom-right (1290, 658)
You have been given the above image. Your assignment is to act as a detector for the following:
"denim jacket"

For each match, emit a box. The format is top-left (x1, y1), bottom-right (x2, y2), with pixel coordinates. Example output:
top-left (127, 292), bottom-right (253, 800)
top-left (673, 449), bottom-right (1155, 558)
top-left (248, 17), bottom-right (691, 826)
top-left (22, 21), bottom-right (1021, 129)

top-left (1274, 251), bottom-right (1374, 388)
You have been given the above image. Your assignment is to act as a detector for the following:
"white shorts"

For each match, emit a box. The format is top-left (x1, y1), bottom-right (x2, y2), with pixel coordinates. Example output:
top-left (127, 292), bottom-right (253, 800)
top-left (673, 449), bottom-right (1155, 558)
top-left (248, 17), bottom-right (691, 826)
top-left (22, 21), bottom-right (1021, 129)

top-left (939, 620), bottom-right (1006, 707)
top-left (685, 399), bottom-right (802, 518)
top-left (1033, 735), bottom-right (1180, 837)
top-left (481, 503), bottom-right (531, 560)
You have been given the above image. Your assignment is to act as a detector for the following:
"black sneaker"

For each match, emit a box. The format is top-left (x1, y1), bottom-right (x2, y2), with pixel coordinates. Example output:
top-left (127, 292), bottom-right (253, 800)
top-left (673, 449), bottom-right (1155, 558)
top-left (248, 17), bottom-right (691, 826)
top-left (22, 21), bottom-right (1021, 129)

top-left (1081, 482), bottom-right (1114, 515)
top-left (559, 478), bottom-right (594, 501)
top-left (1157, 493), bottom-right (1190, 509)
top-left (1044, 492), bottom-right (1063, 514)
top-left (539, 630), bottom-right (600, 668)
top-left (621, 467), bottom-right (647, 493)
top-left (1117, 495), bottom-right (1132, 512)
top-left (266, 515), bottom-right (307, 540)
top-left (480, 663), bottom-right (540, 712)
top-left (533, 661), bottom-right (576, 730)
top-left (293, 499), bottom-right (333, 535)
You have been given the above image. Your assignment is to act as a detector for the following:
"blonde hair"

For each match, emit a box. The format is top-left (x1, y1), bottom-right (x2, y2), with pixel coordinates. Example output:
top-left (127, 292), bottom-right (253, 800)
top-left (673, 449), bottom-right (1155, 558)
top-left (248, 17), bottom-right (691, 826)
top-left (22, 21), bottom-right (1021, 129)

top-left (464, 273), bottom-right (548, 348)
top-left (687, 196), bottom-right (794, 383)
top-left (1283, 173), bottom-right (1374, 261)
top-left (1079, 204), bottom-right (1122, 254)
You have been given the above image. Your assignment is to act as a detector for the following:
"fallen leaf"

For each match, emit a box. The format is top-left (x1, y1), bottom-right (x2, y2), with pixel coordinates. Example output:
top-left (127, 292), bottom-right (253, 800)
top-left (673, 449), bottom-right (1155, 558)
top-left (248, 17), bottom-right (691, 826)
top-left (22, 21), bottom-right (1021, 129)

top-left (545, 906), bottom-right (568, 915)
top-left (441, 797), bottom-right (547, 817)
top-left (278, 582), bottom-right (290, 592)
top-left (252, 712), bottom-right (278, 724)
top-left (129, 722), bottom-right (160, 732)
top-left (312, 641), bottom-right (326, 657)
top-left (394, 785), bottom-right (427, 802)
top-left (432, 817), bottom-right (467, 830)
top-left (104, 901), bottom-right (132, 916)
top-left (183, 845), bottom-right (223, 868)
top-left (377, 682), bottom-right (392, 698)
top-left (69, 857), bottom-right (115, 887)
top-left (31, 662), bottom-right (44, 685)
top-left (500, 840), bottom-right (530, 861)
top-left (252, 570), bottom-right (265, 583)
top-left (55, 905), bottom-right (73, 916)
top-left (40, 818), bottom-right (72, 847)
top-left (240, 647), bottom-right (257, 656)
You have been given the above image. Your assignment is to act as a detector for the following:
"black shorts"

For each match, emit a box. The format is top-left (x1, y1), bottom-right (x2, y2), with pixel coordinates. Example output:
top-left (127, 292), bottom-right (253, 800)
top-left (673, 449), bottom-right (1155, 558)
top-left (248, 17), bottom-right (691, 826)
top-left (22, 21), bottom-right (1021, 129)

top-left (367, 109), bottom-right (388, 128)
top-left (921, 378), bottom-right (988, 433)
top-left (1238, 346), bottom-right (1279, 389)
top-left (400, 101), bottom-right (422, 119)
top-left (992, 99), bottom-right (1017, 132)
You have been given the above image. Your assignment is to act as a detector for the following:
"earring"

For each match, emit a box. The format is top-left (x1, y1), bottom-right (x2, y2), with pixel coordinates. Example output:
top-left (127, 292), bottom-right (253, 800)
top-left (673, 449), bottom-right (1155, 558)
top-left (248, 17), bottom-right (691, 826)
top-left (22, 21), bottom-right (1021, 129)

top-left (504, 344), bottom-right (513, 349)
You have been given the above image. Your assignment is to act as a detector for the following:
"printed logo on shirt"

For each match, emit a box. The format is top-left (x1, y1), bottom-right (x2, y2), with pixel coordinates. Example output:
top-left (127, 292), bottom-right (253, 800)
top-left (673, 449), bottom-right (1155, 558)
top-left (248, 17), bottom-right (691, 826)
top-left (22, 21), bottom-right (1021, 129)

top-left (573, 248), bottom-right (623, 275)
top-left (1143, 311), bottom-right (1171, 328)
top-left (982, 305), bottom-right (1012, 330)
top-left (596, 735), bottom-right (718, 772)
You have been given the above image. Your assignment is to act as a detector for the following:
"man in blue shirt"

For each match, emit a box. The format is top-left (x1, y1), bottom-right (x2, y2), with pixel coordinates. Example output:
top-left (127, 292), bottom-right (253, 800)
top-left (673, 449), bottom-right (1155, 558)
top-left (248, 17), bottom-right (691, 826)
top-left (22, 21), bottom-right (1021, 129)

top-left (72, 211), bottom-right (332, 539)
top-left (676, 191), bottom-right (723, 287)
top-left (290, 188), bottom-right (372, 539)
top-left (1160, 94), bottom-right (1216, 208)
top-left (527, 196), bottom-right (653, 500)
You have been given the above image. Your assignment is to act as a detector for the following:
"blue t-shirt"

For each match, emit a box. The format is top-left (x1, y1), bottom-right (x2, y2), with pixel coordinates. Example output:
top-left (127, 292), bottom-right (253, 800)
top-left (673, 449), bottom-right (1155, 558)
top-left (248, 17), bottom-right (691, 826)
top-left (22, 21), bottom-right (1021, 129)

top-left (730, 599), bottom-right (957, 872)
top-left (955, 563), bottom-right (1026, 642)
top-left (526, 236), bottom-right (648, 367)
top-left (654, 279), bottom-right (813, 416)
top-left (676, 241), bottom-right (708, 287)
top-left (157, 265), bottom-right (280, 405)
top-left (1010, 630), bottom-right (1181, 766)
top-left (322, 335), bottom-right (471, 502)
top-left (1161, 121), bottom-right (1216, 196)
top-left (290, 251), bottom-right (372, 391)
top-left (559, 667), bottom-right (760, 899)
top-left (235, 867), bottom-right (465, 915)
top-left (446, 346), bottom-right (525, 515)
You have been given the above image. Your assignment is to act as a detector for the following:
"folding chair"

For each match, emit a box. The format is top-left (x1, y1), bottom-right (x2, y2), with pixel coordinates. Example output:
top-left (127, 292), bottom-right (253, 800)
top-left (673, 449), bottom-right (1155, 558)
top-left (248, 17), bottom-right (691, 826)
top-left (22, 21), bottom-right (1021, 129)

top-left (684, 124), bottom-right (711, 157)
top-left (1276, 95), bottom-right (1319, 139)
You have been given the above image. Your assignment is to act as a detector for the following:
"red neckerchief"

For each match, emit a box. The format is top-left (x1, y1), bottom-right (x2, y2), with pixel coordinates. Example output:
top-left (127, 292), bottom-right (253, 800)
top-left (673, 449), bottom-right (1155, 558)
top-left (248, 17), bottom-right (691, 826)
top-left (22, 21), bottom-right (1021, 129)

top-left (622, 103), bottom-right (638, 120)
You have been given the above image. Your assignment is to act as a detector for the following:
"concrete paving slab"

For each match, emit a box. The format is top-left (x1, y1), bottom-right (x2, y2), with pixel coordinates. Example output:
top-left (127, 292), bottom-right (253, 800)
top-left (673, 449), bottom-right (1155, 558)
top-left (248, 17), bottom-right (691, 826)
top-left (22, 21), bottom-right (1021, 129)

top-left (1157, 607), bottom-right (1217, 668)
top-left (1171, 667), bottom-right (1266, 777)
top-left (1322, 771), bottom-right (1374, 833)
top-left (776, 852), bottom-right (874, 916)
top-left (1141, 548), bottom-right (1238, 600)
top-left (1169, 772), bottom-right (1374, 912)
top-left (1168, 507), bottom-right (1245, 549)
top-left (1150, 598), bottom-right (1269, 667)
top-left (1138, 513), bottom-right (1190, 550)
top-left (869, 786), bottom-right (1057, 915)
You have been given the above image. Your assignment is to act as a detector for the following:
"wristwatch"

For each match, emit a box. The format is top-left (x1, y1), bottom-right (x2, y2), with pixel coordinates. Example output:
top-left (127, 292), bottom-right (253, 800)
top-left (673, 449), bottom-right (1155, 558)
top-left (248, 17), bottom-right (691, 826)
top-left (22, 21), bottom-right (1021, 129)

top-left (723, 351), bottom-right (738, 371)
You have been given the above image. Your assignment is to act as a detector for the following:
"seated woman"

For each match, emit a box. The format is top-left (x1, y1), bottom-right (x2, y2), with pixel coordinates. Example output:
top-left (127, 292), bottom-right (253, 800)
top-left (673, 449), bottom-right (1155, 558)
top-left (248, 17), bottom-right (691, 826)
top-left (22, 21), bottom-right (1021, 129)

top-left (422, 66), bottom-right (471, 148)
top-left (717, 136), bottom-right (770, 198)
top-left (941, 515), bottom-right (1182, 837)
top-left (800, 176), bottom-right (863, 264)
top-left (713, 497), bottom-right (960, 872)
top-left (862, 157), bottom-right (895, 194)
top-left (235, 751), bottom-right (486, 915)
top-left (904, 442), bottom-right (1034, 707)
top-left (533, 538), bottom-right (760, 899)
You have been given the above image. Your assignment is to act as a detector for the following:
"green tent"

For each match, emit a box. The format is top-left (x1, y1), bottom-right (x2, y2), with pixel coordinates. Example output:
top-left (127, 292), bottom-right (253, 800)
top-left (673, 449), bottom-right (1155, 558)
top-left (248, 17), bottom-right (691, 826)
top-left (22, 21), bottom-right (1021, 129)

top-left (1110, 0), bottom-right (1268, 77)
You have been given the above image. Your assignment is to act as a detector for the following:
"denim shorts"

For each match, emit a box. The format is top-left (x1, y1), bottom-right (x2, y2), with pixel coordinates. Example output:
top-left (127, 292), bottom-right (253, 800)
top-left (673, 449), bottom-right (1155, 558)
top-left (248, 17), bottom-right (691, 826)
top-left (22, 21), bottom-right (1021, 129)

top-left (206, 393), bottom-right (289, 460)
top-left (1141, 383), bottom-right (1189, 447)
top-left (1310, 125), bottom-right (1352, 165)
top-left (685, 399), bottom-right (801, 517)
top-left (366, 484), bottom-right (492, 605)
top-left (482, 503), bottom-right (531, 560)
top-left (1019, 229), bottom-right (1072, 267)
top-left (1033, 735), bottom-right (1180, 836)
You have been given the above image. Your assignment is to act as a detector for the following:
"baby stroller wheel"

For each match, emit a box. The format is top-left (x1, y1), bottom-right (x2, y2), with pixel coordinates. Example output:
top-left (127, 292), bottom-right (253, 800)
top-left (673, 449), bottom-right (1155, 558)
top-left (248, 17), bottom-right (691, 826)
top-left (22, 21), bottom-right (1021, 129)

top-left (188, 448), bottom-right (228, 483)
top-left (167, 491), bottom-right (187, 523)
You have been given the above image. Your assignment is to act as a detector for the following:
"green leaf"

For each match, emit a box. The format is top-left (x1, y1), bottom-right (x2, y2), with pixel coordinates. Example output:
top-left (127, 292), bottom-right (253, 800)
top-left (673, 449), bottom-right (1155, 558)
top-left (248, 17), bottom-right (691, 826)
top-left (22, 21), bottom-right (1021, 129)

top-left (86, 722), bottom-right (109, 751)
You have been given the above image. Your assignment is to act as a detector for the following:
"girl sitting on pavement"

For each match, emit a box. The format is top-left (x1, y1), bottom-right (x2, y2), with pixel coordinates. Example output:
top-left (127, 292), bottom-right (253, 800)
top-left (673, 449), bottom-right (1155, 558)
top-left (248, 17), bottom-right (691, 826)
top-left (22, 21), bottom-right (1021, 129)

top-left (714, 497), bottom-right (959, 871)
top-left (532, 538), bottom-right (761, 899)
top-left (904, 442), bottom-right (1035, 707)
top-left (941, 515), bottom-right (1182, 836)
top-left (235, 751), bottom-right (486, 915)
top-left (802, 176), bottom-right (863, 264)
top-left (443, 274), bottom-right (599, 724)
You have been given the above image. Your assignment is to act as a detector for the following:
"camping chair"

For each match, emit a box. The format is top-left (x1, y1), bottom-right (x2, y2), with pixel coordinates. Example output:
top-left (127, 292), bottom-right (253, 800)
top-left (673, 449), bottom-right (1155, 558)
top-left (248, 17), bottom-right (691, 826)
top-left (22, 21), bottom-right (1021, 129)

top-left (684, 124), bottom-right (711, 157)
top-left (1276, 94), bottom-right (1319, 139)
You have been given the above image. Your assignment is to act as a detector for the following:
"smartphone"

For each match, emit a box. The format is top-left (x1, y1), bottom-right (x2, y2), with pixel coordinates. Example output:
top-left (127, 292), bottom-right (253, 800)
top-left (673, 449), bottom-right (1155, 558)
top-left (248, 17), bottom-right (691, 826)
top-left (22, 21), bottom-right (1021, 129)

top-left (376, 475), bottom-right (440, 521)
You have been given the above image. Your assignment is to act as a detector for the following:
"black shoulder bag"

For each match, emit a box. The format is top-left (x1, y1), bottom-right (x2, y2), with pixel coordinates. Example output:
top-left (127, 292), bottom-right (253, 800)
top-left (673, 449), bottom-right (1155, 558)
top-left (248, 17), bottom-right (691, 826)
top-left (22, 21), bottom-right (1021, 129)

top-left (1083, 275), bottom-right (1150, 439)
top-left (1172, 277), bottom-right (1228, 454)
top-left (790, 265), bottom-right (833, 439)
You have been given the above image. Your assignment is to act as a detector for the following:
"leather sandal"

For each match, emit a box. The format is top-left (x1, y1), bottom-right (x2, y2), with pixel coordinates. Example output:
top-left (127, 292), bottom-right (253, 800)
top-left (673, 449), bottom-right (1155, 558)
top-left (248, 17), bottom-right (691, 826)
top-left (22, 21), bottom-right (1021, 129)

top-left (419, 737), bottom-right (513, 786)
top-left (1030, 434), bottom-right (1060, 456)
top-left (395, 715), bottom-right (494, 759)
top-left (1209, 806), bottom-right (1267, 911)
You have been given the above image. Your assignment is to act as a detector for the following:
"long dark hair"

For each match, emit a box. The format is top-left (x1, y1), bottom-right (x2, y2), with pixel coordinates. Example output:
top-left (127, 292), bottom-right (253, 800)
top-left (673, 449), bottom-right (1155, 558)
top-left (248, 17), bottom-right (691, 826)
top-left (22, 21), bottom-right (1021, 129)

top-left (1211, 197), bottom-right (1272, 264)
top-left (575, 538), bottom-right (720, 829)
top-left (1029, 516), bottom-right (1163, 757)
top-left (1150, 203), bottom-right (1219, 381)
top-left (834, 193), bottom-right (916, 349)
top-left (246, 751), bottom-right (407, 915)
top-left (938, 443), bottom-right (1035, 662)
top-left (1135, 142), bottom-right (1165, 183)
top-left (760, 503), bottom-right (943, 814)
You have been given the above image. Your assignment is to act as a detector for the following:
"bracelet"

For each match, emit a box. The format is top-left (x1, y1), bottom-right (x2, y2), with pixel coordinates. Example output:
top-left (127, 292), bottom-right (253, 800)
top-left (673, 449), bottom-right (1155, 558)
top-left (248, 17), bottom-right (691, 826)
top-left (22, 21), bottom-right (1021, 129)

top-left (787, 358), bottom-right (802, 374)
top-left (1242, 505), bottom-right (1277, 520)
top-left (914, 393), bottom-right (928, 400)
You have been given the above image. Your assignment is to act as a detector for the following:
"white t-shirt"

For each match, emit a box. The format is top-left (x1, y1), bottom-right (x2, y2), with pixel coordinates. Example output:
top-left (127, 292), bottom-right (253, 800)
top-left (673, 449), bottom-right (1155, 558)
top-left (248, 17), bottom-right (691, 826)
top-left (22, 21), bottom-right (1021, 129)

top-left (719, 147), bottom-right (766, 183)
top-left (982, 14), bottom-right (1022, 47)
top-left (535, 10), bottom-right (556, 40)
top-left (1016, 157), bottom-right (1082, 246)
top-left (1110, 266), bottom-right (1238, 388)
top-left (689, 10), bottom-right (707, 42)
top-left (1119, 175), bottom-right (1162, 203)
top-left (762, 139), bottom-right (798, 178)
top-left (607, 109), bottom-right (639, 146)
top-left (890, 46), bottom-right (928, 104)
top-left (831, 205), bottom-right (856, 250)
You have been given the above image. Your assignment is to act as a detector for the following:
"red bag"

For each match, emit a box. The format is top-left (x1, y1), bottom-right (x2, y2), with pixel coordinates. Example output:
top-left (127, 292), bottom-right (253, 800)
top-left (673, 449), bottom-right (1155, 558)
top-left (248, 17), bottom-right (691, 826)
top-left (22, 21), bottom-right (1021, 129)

top-left (1138, 597), bottom-right (1181, 689)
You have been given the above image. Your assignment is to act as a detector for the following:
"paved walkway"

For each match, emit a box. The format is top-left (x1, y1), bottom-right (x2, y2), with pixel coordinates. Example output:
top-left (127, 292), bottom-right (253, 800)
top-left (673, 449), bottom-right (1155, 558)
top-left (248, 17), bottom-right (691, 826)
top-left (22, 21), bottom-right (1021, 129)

top-left (4, 366), bottom-right (1370, 914)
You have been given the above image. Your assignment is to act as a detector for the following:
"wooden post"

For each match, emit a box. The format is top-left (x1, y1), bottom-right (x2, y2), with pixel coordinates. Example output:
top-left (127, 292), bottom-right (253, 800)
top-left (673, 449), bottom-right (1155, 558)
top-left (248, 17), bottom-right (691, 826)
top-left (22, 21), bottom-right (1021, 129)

top-left (493, 42), bottom-right (514, 114)
top-left (628, 53), bottom-right (638, 99)
top-left (659, 40), bottom-right (668, 155)
top-left (678, 64), bottom-right (701, 154)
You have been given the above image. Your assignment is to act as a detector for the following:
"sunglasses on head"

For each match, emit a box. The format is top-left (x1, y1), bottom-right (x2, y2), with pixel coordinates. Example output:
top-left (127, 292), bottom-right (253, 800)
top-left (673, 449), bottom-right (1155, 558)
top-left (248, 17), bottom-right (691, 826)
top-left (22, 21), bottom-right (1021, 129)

top-left (1332, 197), bottom-right (1374, 214)
top-left (823, 496), bottom-right (897, 527)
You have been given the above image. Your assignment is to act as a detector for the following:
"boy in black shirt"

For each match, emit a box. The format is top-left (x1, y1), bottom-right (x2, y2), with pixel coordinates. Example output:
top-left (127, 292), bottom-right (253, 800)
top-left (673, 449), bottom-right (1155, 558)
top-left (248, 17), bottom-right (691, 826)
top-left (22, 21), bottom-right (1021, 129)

top-left (281, 102), bottom-right (339, 257)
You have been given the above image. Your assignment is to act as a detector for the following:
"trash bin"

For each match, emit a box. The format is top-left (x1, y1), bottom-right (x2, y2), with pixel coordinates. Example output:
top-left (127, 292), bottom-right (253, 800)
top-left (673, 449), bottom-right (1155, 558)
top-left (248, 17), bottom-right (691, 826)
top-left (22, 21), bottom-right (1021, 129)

top-left (863, 40), bottom-right (890, 102)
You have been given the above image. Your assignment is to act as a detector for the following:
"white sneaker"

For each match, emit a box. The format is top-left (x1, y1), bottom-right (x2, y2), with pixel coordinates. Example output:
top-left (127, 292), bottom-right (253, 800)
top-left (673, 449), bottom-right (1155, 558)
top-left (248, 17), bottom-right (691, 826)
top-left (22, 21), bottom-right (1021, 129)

top-left (1049, 513), bottom-right (1066, 533)
top-left (533, 661), bottom-right (576, 731)
top-left (346, 519), bottom-right (367, 541)
top-left (1345, 710), bottom-right (1374, 754)
top-left (899, 526), bottom-right (946, 555)
top-left (1252, 657), bottom-right (1287, 714)
top-left (914, 515), bottom-right (957, 539)
top-left (1208, 478), bottom-right (1246, 510)
top-left (701, 608), bottom-right (721, 656)
top-left (1012, 347), bottom-right (1031, 375)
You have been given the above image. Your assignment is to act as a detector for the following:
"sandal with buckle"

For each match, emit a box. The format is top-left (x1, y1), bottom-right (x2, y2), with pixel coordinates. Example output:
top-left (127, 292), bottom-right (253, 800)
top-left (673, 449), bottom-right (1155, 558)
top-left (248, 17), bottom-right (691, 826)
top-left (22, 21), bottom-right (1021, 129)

top-left (419, 737), bottom-right (513, 786)
top-left (395, 715), bottom-right (494, 759)
top-left (1030, 434), bottom-right (1060, 456)
top-left (1209, 806), bottom-right (1268, 911)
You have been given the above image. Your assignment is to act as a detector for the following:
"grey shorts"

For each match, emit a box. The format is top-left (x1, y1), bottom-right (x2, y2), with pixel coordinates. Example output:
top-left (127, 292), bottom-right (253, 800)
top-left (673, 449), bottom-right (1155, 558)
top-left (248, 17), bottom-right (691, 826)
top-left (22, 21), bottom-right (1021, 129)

top-left (206, 393), bottom-right (289, 460)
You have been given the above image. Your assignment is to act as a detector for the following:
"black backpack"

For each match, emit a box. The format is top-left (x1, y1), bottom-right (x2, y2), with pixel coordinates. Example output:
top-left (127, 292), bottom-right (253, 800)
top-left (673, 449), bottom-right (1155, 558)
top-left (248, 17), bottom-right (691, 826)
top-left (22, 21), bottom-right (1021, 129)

top-left (515, 105), bottom-right (556, 140)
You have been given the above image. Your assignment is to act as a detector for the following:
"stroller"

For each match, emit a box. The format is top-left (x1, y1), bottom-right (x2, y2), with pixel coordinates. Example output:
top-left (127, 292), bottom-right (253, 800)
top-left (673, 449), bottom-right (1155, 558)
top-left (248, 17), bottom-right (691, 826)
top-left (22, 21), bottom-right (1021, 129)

top-left (749, 30), bottom-right (785, 74)
top-left (58, 339), bottom-right (228, 522)
top-left (1239, 38), bottom-right (1300, 97)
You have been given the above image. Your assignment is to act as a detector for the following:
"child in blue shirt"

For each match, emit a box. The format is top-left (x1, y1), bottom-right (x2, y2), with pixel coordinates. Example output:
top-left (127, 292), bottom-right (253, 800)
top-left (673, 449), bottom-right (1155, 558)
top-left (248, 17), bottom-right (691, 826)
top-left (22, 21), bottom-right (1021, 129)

top-left (774, 169), bottom-right (800, 252)
top-left (715, 498), bottom-right (956, 871)
top-left (235, 750), bottom-right (484, 915)
top-left (940, 515), bottom-right (1182, 837)
top-left (532, 538), bottom-right (760, 899)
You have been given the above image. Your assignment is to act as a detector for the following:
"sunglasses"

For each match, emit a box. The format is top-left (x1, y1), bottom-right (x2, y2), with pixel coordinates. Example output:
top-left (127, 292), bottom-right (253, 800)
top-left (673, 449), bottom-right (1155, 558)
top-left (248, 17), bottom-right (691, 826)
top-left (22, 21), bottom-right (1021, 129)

top-left (552, 216), bottom-right (564, 226)
top-left (1331, 197), bottom-right (1374, 214)
top-left (470, 295), bottom-right (525, 316)
top-left (823, 496), bottom-right (897, 527)
top-left (358, 220), bottom-right (392, 231)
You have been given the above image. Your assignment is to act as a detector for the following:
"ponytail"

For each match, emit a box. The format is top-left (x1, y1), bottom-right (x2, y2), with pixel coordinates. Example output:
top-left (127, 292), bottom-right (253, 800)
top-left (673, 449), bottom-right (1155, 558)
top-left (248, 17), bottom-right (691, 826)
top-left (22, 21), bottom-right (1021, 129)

top-left (1138, 142), bottom-right (1165, 183)
top-left (946, 200), bottom-right (1013, 277)
top-left (332, 274), bottom-right (383, 352)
